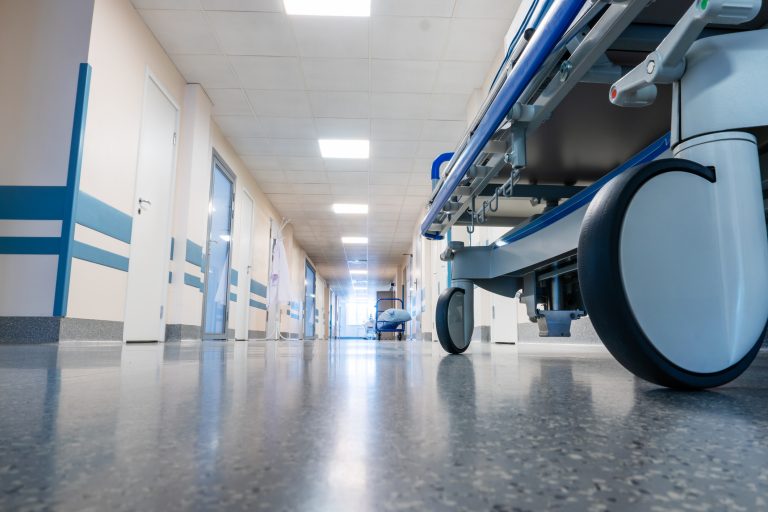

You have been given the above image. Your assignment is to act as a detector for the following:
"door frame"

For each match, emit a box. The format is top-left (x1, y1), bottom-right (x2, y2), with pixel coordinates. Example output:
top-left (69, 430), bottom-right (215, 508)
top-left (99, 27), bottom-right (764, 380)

top-left (123, 68), bottom-right (180, 342)
top-left (201, 151), bottom-right (237, 340)
top-left (236, 188), bottom-right (254, 340)
top-left (303, 259), bottom-right (317, 339)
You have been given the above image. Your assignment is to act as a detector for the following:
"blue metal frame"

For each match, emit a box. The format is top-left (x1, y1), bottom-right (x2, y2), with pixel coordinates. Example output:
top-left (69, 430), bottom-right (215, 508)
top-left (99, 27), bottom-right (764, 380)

top-left (420, 0), bottom-right (587, 239)
top-left (375, 297), bottom-right (406, 334)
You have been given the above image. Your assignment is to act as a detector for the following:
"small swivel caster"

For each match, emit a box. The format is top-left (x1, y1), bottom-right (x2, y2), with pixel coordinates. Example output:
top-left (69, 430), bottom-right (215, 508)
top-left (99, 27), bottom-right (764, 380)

top-left (436, 286), bottom-right (473, 354)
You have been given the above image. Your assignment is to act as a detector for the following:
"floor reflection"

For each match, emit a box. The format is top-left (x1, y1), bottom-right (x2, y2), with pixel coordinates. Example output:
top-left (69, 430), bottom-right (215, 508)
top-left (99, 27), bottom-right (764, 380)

top-left (0, 340), bottom-right (766, 511)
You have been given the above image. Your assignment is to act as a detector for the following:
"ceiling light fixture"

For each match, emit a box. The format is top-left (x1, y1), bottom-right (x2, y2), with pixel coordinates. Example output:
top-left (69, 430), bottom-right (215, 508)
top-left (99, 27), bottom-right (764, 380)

top-left (333, 203), bottom-right (368, 214)
top-left (284, 0), bottom-right (370, 16)
top-left (342, 237), bottom-right (368, 244)
top-left (349, 270), bottom-right (368, 275)
top-left (319, 139), bottom-right (370, 159)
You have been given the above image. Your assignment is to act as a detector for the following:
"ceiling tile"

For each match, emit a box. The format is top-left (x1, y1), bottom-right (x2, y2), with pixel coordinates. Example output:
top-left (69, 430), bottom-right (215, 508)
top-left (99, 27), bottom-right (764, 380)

top-left (214, 115), bottom-right (265, 137)
top-left (138, 10), bottom-right (219, 54)
top-left (435, 61), bottom-right (490, 94)
top-left (291, 17), bottom-right (369, 58)
top-left (370, 60), bottom-right (439, 94)
top-left (208, 11), bottom-right (297, 56)
top-left (259, 117), bottom-right (317, 139)
top-left (324, 159), bottom-right (370, 172)
top-left (370, 172), bottom-right (409, 186)
top-left (371, 17), bottom-right (450, 60)
top-left (314, 118), bottom-right (370, 139)
top-left (284, 170), bottom-right (328, 183)
top-left (421, 119), bottom-right (465, 142)
top-left (302, 58), bottom-right (370, 92)
top-left (251, 169), bottom-right (287, 182)
top-left (207, 88), bottom-right (251, 115)
top-left (428, 93), bottom-right (470, 120)
top-left (331, 184), bottom-right (369, 196)
top-left (309, 92), bottom-right (370, 118)
top-left (453, 0), bottom-right (521, 19)
top-left (269, 138), bottom-right (322, 157)
top-left (230, 56), bottom-right (304, 89)
top-left (371, 0), bottom-right (454, 17)
top-left (173, 55), bottom-right (239, 88)
top-left (417, 140), bottom-right (453, 158)
top-left (371, 119), bottom-right (423, 141)
top-left (371, 93), bottom-right (430, 119)
top-left (245, 90), bottom-right (312, 118)
top-left (371, 158), bottom-right (413, 173)
top-left (279, 156), bottom-right (326, 171)
top-left (326, 172), bottom-right (369, 185)
top-left (443, 18), bottom-right (510, 61)
top-left (230, 137), bottom-right (273, 155)
top-left (200, 0), bottom-right (282, 10)
top-left (370, 140), bottom-right (419, 158)
top-left (242, 155), bottom-right (282, 170)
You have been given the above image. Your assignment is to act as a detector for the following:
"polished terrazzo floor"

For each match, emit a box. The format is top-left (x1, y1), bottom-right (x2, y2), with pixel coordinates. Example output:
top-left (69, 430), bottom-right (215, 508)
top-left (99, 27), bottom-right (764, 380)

top-left (1, 340), bottom-right (767, 511)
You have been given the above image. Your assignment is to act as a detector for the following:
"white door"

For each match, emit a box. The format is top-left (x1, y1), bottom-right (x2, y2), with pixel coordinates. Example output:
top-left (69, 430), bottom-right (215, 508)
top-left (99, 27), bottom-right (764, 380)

top-left (124, 76), bottom-right (178, 342)
top-left (236, 191), bottom-right (254, 340)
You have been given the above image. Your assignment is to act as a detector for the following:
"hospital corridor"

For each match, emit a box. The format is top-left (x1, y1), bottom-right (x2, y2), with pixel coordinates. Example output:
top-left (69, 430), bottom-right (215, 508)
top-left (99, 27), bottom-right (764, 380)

top-left (1, 0), bottom-right (768, 510)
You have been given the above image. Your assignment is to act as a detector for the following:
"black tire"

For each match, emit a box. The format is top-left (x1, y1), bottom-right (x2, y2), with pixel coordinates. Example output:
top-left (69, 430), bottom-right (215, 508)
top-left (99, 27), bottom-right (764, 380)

top-left (436, 287), bottom-right (471, 354)
top-left (578, 158), bottom-right (767, 389)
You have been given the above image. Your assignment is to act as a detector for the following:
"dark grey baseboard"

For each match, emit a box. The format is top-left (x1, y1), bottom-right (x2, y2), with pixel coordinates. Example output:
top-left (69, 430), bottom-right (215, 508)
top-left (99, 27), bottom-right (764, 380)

top-left (472, 325), bottom-right (491, 342)
top-left (59, 318), bottom-right (123, 341)
top-left (0, 317), bottom-right (61, 343)
top-left (166, 324), bottom-right (202, 341)
top-left (0, 317), bottom-right (124, 343)
top-left (248, 330), bottom-right (267, 339)
top-left (421, 332), bottom-right (432, 342)
top-left (280, 331), bottom-right (300, 339)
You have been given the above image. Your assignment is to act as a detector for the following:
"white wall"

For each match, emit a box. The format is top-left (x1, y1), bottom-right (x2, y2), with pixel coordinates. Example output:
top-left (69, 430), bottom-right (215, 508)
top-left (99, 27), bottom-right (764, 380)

top-left (0, 0), bottom-right (95, 317)
top-left (1, 0), bottom-right (325, 338)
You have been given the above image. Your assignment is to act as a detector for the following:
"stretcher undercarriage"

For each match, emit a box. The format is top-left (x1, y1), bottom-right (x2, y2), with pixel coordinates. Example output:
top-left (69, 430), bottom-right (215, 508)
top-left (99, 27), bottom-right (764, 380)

top-left (422, 0), bottom-right (768, 388)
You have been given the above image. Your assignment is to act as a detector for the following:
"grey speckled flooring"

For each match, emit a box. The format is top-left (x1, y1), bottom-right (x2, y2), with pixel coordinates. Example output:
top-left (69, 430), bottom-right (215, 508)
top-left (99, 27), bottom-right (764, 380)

top-left (1, 340), bottom-right (767, 512)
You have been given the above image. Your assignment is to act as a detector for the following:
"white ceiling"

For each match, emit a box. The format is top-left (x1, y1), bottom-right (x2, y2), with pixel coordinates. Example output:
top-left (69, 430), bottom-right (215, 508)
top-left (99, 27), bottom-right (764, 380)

top-left (132, 0), bottom-right (520, 292)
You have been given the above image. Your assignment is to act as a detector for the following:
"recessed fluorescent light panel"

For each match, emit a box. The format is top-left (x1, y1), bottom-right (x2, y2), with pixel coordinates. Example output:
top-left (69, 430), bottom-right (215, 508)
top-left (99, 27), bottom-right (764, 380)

top-left (349, 270), bottom-right (368, 275)
top-left (284, 0), bottom-right (370, 16)
top-left (342, 237), bottom-right (368, 244)
top-left (333, 203), bottom-right (368, 214)
top-left (319, 139), bottom-right (370, 159)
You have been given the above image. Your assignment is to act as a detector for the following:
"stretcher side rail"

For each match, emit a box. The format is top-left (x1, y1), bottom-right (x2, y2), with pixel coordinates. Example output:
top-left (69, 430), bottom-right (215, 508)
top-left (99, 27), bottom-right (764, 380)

top-left (421, 0), bottom-right (661, 239)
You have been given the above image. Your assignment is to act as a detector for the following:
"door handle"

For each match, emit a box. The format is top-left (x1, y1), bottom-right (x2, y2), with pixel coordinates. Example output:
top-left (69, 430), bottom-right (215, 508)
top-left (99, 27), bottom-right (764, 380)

top-left (138, 198), bottom-right (152, 215)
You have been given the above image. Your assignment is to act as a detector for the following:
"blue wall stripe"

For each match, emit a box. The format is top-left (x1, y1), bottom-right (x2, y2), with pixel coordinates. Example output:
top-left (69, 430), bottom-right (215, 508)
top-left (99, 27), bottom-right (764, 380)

top-left (290, 313), bottom-right (299, 320)
top-left (71, 241), bottom-right (129, 272)
top-left (54, 63), bottom-right (92, 317)
top-left (170, 237), bottom-right (174, 259)
top-left (186, 239), bottom-right (203, 267)
top-left (169, 271), bottom-right (173, 283)
top-left (0, 187), bottom-right (68, 220)
top-left (0, 237), bottom-right (60, 255)
top-left (229, 292), bottom-right (237, 302)
top-left (230, 269), bottom-right (239, 286)
top-left (249, 299), bottom-right (267, 310)
top-left (250, 279), bottom-right (267, 297)
top-left (184, 272), bottom-right (203, 291)
top-left (75, 191), bottom-right (133, 244)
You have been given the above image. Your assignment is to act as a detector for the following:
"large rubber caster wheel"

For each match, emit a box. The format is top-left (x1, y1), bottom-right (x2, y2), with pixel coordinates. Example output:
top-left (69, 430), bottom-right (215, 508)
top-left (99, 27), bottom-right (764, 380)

top-left (397, 332), bottom-right (403, 341)
top-left (436, 287), bottom-right (472, 354)
top-left (578, 157), bottom-right (768, 389)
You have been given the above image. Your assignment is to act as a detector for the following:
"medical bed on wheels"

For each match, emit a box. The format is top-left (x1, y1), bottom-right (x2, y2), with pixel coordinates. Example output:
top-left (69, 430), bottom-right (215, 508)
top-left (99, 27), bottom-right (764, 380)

top-left (422, 0), bottom-right (768, 388)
